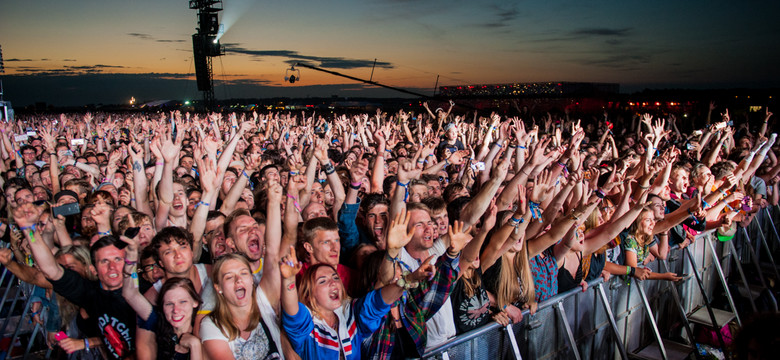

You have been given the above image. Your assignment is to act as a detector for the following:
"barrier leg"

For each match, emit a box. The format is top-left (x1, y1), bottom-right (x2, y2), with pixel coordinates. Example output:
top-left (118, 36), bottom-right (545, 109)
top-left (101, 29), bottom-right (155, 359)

top-left (23, 322), bottom-right (41, 359)
top-left (684, 247), bottom-right (729, 355)
top-left (740, 228), bottom-right (778, 311)
top-left (659, 259), bottom-right (699, 357)
top-left (8, 285), bottom-right (37, 354)
top-left (755, 224), bottom-right (780, 281)
top-left (504, 324), bottom-right (523, 360)
top-left (555, 302), bottom-right (581, 360)
top-left (0, 274), bottom-right (17, 317)
top-left (705, 237), bottom-right (742, 327)
top-left (597, 283), bottom-right (628, 360)
top-left (765, 208), bottom-right (780, 246)
top-left (0, 282), bottom-right (23, 336)
top-left (727, 240), bottom-right (759, 313)
top-left (636, 281), bottom-right (668, 360)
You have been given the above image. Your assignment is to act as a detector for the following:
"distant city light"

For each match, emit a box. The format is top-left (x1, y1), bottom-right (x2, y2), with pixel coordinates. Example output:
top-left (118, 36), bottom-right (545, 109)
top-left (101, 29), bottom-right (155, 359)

top-left (185, 100), bottom-right (191, 105)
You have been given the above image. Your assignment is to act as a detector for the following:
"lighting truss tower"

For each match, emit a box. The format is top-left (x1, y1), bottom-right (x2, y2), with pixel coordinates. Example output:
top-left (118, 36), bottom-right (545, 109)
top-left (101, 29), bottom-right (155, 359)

top-left (189, 0), bottom-right (224, 110)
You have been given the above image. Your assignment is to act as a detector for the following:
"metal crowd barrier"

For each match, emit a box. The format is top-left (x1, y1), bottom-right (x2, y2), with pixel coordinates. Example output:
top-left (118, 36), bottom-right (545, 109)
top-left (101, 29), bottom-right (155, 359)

top-left (424, 205), bottom-right (780, 360)
top-left (0, 243), bottom-right (49, 360)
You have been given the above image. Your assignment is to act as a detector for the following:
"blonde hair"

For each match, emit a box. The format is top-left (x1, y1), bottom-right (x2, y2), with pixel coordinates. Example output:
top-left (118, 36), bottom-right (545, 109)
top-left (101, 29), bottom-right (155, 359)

top-left (496, 247), bottom-right (536, 309)
top-left (209, 253), bottom-right (261, 341)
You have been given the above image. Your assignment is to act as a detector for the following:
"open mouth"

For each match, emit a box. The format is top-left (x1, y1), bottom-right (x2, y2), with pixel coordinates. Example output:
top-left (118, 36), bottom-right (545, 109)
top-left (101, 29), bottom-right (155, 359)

top-left (248, 238), bottom-right (260, 254)
top-left (329, 289), bottom-right (340, 301)
top-left (236, 287), bottom-right (246, 300)
top-left (373, 227), bottom-right (383, 238)
top-left (108, 273), bottom-right (119, 279)
top-left (170, 314), bottom-right (185, 322)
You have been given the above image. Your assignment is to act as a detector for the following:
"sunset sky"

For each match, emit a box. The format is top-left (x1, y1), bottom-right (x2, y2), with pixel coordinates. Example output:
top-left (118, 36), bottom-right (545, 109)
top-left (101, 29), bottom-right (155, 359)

top-left (1, 0), bottom-right (779, 106)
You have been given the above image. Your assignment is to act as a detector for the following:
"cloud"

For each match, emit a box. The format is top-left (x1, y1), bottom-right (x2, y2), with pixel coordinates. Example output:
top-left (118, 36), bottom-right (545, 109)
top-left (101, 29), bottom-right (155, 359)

top-left (127, 33), bottom-right (153, 40)
top-left (473, 4), bottom-right (520, 29)
top-left (6, 58), bottom-right (36, 62)
top-left (570, 28), bottom-right (631, 37)
top-left (127, 32), bottom-right (186, 44)
top-left (226, 46), bottom-right (393, 70)
top-left (63, 59), bottom-right (77, 62)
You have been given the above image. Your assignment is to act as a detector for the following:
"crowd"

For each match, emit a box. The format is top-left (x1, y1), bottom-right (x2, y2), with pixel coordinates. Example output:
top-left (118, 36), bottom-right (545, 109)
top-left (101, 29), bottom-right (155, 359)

top-left (0, 100), bottom-right (777, 360)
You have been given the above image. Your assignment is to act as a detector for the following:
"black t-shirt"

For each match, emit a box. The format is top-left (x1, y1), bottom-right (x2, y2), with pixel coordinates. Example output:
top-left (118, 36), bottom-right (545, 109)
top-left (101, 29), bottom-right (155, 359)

top-left (451, 268), bottom-right (492, 334)
top-left (482, 256), bottom-right (502, 297)
top-left (50, 268), bottom-right (136, 360)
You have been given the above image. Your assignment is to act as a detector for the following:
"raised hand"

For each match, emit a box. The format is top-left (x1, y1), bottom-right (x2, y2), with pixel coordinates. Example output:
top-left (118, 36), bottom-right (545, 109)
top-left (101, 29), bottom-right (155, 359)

top-left (280, 246), bottom-right (303, 280)
top-left (530, 170), bottom-right (555, 203)
top-left (267, 180), bottom-right (283, 205)
top-left (447, 220), bottom-right (473, 254)
top-left (198, 156), bottom-right (220, 194)
top-left (386, 209), bottom-right (415, 251)
top-left (407, 255), bottom-right (436, 284)
top-left (349, 158), bottom-right (369, 184)
top-left (13, 203), bottom-right (43, 229)
top-left (397, 159), bottom-right (422, 183)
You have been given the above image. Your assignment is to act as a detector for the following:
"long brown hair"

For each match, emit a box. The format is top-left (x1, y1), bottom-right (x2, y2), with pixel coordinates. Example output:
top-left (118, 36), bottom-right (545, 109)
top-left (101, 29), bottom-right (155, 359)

top-left (496, 246), bottom-right (536, 309)
top-left (628, 208), bottom-right (654, 248)
top-left (209, 253), bottom-right (260, 341)
top-left (298, 263), bottom-right (349, 319)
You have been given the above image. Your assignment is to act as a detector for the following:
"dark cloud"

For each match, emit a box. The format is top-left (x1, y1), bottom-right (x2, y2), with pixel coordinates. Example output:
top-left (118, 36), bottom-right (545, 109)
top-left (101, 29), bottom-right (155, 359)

top-left (63, 59), bottom-right (77, 62)
top-left (226, 46), bottom-right (393, 70)
top-left (127, 33), bottom-right (153, 40)
top-left (66, 64), bottom-right (126, 70)
top-left (128, 32), bottom-right (185, 44)
top-left (473, 4), bottom-right (520, 30)
top-left (570, 28), bottom-right (631, 37)
top-left (6, 58), bottom-right (35, 62)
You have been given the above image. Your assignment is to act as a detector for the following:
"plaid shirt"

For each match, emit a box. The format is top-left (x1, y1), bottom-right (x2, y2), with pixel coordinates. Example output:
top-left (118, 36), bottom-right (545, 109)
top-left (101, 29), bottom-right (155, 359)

top-left (365, 254), bottom-right (460, 359)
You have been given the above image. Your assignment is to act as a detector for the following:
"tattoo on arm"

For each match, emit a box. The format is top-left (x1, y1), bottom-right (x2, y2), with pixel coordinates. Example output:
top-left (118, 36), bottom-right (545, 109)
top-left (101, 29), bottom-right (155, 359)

top-left (133, 161), bottom-right (143, 173)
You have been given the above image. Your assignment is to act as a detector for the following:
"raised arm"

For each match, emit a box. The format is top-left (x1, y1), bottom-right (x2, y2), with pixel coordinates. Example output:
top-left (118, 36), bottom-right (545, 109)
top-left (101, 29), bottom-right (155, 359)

top-left (120, 234), bottom-right (153, 321)
top-left (154, 129), bottom-right (182, 230)
top-left (527, 195), bottom-right (599, 258)
top-left (190, 155), bottom-right (221, 263)
top-left (13, 204), bottom-right (64, 281)
top-left (260, 180), bottom-right (284, 311)
top-left (459, 150), bottom-right (512, 228)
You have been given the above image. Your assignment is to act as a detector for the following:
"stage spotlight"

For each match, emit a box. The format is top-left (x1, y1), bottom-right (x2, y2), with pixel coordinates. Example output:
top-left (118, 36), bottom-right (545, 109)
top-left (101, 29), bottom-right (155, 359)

top-left (285, 65), bottom-right (300, 84)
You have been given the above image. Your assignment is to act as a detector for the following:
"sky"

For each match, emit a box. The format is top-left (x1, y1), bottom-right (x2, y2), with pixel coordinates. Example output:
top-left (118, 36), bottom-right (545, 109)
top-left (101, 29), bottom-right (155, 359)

top-left (1, 0), bottom-right (779, 106)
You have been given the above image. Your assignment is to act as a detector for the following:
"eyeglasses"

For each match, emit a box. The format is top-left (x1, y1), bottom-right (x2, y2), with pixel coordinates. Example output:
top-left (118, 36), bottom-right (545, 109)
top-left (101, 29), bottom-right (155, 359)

top-left (438, 176), bottom-right (449, 183)
top-left (140, 264), bottom-right (156, 273)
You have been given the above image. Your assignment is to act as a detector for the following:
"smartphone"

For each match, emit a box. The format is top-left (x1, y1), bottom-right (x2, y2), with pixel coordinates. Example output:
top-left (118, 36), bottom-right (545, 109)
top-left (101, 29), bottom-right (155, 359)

top-left (55, 331), bottom-right (68, 341)
top-left (52, 203), bottom-right (80, 218)
top-left (71, 138), bottom-right (85, 146)
top-left (686, 143), bottom-right (695, 150)
top-left (124, 227), bottom-right (140, 239)
top-left (692, 130), bottom-right (703, 136)
top-left (26, 131), bottom-right (37, 137)
top-left (471, 162), bottom-right (485, 171)
top-left (14, 134), bottom-right (29, 142)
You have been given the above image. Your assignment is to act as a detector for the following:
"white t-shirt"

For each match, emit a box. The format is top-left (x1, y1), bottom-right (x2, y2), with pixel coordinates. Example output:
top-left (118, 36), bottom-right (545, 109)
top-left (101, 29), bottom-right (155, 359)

top-left (200, 286), bottom-right (284, 359)
top-left (398, 238), bottom-right (456, 350)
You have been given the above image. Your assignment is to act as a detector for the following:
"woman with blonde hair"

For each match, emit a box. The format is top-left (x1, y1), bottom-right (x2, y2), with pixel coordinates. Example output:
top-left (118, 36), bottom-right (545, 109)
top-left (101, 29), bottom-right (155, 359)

top-left (200, 253), bottom-right (283, 359)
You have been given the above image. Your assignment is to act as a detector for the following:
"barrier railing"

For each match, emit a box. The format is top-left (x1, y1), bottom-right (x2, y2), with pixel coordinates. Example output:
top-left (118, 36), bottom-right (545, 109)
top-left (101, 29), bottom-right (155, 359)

top-left (424, 206), bottom-right (780, 360)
